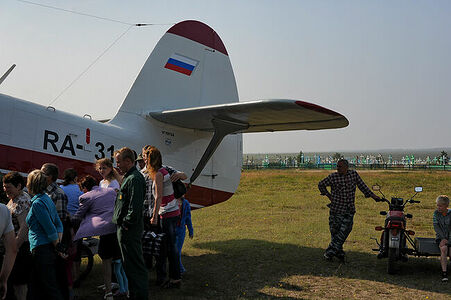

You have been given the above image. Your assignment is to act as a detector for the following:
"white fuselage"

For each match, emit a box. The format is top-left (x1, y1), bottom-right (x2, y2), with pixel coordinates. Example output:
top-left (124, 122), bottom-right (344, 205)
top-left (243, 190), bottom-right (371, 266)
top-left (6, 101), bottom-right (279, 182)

top-left (0, 93), bottom-right (242, 208)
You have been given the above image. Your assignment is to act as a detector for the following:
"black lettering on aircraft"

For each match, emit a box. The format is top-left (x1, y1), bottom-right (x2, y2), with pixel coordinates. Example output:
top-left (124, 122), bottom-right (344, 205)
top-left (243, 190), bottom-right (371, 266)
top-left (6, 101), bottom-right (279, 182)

top-left (43, 129), bottom-right (115, 160)
top-left (161, 130), bottom-right (174, 137)
top-left (43, 130), bottom-right (59, 152)
top-left (107, 145), bottom-right (115, 162)
top-left (95, 142), bottom-right (105, 159)
top-left (60, 135), bottom-right (76, 156)
top-left (95, 142), bottom-right (115, 162)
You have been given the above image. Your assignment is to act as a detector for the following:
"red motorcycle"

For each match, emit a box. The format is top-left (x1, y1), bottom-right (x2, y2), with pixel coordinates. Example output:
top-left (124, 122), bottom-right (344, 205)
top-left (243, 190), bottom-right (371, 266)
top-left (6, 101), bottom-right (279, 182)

top-left (371, 185), bottom-right (422, 274)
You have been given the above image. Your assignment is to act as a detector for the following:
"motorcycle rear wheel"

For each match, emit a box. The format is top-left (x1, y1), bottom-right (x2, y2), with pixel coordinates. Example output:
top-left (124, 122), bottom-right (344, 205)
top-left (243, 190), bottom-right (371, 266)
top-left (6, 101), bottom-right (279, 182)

top-left (387, 247), bottom-right (396, 274)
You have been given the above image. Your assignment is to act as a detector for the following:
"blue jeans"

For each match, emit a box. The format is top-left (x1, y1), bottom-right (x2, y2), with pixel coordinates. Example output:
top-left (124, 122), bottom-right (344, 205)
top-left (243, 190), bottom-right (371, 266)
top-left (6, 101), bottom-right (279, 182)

top-left (175, 227), bottom-right (186, 273)
top-left (161, 216), bottom-right (181, 280)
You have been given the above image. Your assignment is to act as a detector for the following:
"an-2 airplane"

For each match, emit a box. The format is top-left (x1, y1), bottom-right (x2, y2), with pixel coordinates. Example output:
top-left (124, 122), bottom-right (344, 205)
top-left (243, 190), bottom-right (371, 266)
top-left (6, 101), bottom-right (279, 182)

top-left (0, 20), bottom-right (348, 209)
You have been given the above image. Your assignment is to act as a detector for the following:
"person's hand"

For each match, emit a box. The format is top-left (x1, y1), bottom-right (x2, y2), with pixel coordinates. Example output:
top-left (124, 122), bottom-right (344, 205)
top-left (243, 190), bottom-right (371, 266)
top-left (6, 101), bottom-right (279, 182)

top-left (54, 242), bottom-right (68, 259)
top-left (170, 172), bottom-right (183, 182)
top-left (189, 234), bottom-right (193, 239)
top-left (114, 167), bottom-right (124, 178)
top-left (57, 251), bottom-right (68, 259)
top-left (440, 239), bottom-right (448, 247)
top-left (150, 216), bottom-right (157, 225)
top-left (0, 280), bottom-right (7, 300)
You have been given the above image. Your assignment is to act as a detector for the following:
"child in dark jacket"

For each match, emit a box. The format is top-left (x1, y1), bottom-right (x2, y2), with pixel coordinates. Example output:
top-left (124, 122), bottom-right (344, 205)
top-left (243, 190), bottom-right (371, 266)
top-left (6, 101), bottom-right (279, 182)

top-left (433, 195), bottom-right (451, 282)
top-left (175, 197), bottom-right (194, 275)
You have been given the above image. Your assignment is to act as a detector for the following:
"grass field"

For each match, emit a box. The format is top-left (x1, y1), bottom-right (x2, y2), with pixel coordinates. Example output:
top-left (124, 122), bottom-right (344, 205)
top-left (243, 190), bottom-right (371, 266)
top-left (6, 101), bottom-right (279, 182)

top-left (77, 170), bottom-right (451, 299)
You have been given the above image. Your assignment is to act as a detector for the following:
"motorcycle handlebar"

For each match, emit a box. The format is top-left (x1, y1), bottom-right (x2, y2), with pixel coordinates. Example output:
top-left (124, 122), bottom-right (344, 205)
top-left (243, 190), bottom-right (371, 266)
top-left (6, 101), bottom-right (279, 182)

top-left (376, 197), bottom-right (390, 204)
top-left (375, 198), bottom-right (421, 208)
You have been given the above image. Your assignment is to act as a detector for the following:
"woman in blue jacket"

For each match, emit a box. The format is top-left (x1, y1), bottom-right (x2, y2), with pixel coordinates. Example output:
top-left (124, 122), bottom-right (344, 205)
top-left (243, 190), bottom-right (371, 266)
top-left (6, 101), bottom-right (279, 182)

top-left (26, 169), bottom-right (65, 300)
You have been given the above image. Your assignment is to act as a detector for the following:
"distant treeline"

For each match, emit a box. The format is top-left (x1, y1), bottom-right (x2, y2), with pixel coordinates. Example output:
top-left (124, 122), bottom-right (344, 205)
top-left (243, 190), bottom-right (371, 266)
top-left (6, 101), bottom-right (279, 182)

top-left (244, 148), bottom-right (451, 162)
top-left (242, 163), bottom-right (451, 171)
top-left (243, 149), bottom-right (451, 170)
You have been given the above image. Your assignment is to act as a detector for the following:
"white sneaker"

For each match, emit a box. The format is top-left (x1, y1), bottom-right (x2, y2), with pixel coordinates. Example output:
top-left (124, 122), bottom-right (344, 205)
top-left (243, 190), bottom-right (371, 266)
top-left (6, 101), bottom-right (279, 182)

top-left (97, 283), bottom-right (120, 291)
top-left (112, 282), bottom-right (120, 290)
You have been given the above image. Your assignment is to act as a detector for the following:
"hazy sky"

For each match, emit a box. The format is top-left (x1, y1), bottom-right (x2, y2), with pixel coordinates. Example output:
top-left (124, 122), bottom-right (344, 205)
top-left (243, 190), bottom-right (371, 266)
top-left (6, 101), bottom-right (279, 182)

top-left (1, 0), bottom-right (450, 153)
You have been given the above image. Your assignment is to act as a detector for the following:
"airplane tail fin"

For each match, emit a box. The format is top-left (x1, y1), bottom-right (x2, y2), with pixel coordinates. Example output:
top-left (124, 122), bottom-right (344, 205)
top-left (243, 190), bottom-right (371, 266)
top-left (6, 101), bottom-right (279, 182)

top-left (105, 20), bottom-right (348, 206)
top-left (112, 20), bottom-right (238, 121)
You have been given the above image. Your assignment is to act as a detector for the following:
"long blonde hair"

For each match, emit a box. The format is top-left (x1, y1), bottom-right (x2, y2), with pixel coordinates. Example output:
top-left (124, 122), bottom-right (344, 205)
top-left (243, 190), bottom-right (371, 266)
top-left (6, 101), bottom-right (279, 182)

top-left (144, 146), bottom-right (162, 177)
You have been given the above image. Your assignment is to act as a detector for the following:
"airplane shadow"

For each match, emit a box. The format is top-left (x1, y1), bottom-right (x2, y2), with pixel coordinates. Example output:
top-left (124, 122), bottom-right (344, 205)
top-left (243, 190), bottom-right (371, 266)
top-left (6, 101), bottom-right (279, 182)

top-left (151, 239), bottom-right (451, 299)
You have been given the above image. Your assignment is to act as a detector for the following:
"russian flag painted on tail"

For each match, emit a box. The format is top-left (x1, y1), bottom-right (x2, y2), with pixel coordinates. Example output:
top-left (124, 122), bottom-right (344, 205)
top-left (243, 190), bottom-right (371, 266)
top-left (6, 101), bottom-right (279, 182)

top-left (165, 54), bottom-right (198, 76)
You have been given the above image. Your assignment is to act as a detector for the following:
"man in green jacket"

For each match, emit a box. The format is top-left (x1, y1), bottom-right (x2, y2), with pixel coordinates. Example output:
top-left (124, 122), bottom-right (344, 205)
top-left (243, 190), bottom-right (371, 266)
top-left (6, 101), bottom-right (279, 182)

top-left (113, 147), bottom-right (148, 299)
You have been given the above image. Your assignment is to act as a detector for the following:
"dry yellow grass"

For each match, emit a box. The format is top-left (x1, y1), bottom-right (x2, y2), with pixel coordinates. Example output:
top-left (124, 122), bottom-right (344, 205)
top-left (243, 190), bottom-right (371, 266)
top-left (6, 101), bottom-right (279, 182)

top-left (77, 170), bottom-right (451, 299)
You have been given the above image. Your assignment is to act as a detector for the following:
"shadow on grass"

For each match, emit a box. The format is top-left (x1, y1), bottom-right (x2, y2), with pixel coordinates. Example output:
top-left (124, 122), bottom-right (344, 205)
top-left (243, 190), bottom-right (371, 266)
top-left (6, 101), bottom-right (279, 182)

top-left (151, 239), bottom-right (451, 299)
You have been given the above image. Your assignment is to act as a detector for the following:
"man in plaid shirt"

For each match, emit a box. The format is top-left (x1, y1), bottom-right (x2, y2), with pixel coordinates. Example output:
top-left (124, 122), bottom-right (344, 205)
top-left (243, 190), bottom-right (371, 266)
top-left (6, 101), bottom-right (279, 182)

top-left (41, 163), bottom-right (69, 221)
top-left (318, 159), bottom-right (380, 261)
top-left (40, 163), bottom-right (70, 297)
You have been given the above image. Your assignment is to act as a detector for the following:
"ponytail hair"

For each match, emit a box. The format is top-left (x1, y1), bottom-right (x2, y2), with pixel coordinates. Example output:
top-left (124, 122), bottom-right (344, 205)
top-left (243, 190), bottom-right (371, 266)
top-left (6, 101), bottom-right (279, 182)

top-left (62, 168), bottom-right (77, 186)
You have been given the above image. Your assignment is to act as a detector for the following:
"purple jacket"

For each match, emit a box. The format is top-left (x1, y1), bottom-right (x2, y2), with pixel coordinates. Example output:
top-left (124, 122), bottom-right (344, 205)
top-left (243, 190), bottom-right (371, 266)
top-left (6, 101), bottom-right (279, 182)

top-left (73, 186), bottom-right (117, 240)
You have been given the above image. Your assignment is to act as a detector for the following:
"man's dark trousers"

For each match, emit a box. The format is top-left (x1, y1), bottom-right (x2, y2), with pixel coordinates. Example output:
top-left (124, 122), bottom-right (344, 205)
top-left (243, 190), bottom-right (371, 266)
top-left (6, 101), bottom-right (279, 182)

top-left (118, 226), bottom-right (148, 300)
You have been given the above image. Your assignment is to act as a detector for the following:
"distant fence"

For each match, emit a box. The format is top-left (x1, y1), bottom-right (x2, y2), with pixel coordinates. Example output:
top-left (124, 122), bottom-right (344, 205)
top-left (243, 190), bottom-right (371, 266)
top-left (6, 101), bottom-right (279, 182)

top-left (242, 163), bottom-right (451, 171)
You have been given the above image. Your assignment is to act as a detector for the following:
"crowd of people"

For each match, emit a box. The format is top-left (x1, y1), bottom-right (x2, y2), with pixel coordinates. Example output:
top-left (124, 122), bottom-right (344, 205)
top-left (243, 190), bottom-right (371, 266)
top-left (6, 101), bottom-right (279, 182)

top-left (0, 145), bottom-right (194, 300)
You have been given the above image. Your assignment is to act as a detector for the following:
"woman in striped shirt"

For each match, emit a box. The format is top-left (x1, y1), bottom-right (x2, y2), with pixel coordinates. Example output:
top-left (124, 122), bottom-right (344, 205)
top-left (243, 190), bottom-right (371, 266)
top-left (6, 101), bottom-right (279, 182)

top-left (145, 146), bottom-right (182, 288)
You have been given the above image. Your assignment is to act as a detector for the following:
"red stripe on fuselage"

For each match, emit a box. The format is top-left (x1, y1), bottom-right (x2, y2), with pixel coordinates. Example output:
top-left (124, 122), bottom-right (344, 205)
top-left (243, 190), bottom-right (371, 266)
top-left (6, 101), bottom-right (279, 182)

top-left (0, 143), bottom-right (99, 179)
top-left (0, 144), bottom-right (233, 207)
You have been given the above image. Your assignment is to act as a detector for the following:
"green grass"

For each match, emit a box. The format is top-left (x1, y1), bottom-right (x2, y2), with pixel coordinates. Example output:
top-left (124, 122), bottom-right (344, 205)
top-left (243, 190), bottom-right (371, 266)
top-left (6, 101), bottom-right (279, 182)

top-left (77, 170), bottom-right (451, 299)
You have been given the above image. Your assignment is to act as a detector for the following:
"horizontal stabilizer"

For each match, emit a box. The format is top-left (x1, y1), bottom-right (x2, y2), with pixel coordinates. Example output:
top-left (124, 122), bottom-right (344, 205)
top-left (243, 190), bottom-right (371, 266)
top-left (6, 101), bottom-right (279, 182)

top-left (148, 99), bottom-right (348, 133)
